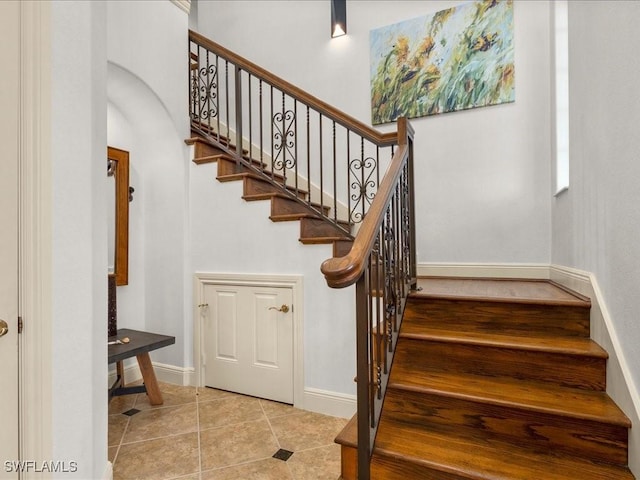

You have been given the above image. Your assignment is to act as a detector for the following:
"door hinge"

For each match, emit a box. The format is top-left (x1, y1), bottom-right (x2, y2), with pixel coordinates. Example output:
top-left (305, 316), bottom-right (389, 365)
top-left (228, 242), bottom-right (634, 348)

top-left (18, 316), bottom-right (23, 334)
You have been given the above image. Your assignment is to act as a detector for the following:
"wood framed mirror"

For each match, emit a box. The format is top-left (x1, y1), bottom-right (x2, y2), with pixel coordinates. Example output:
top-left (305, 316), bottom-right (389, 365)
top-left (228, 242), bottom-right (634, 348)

top-left (107, 146), bottom-right (130, 286)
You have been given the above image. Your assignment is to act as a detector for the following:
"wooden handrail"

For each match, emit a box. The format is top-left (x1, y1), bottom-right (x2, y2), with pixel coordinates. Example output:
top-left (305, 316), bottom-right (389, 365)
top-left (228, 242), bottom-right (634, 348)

top-left (189, 30), bottom-right (397, 147)
top-left (321, 145), bottom-right (408, 288)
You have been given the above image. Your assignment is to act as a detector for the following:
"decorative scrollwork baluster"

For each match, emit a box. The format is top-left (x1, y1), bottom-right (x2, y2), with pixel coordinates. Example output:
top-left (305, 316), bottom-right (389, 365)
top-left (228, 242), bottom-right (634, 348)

top-left (197, 63), bottom-right (218, 122)
top-left (273, 108), bottom-right (297, 172)
top-left (349, 156), bottom-right (377, 223)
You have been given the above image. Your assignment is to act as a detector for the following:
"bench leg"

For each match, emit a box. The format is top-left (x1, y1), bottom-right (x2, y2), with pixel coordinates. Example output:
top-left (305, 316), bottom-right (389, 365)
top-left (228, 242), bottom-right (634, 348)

top-left (116, 361), bottom-right (125, 386)
top-left (136, 353), bottom-right (163, 405)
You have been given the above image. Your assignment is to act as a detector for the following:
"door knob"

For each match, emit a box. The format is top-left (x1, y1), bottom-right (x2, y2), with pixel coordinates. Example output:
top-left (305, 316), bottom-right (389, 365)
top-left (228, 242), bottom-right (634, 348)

top-left (0, 319), bottom-right (8, 337)
top-left (269, 304), bottom-right (290, 313)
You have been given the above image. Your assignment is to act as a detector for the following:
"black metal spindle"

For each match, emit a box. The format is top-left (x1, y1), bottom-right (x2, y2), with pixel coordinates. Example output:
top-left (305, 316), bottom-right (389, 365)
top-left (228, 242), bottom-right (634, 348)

top-left (319, 115), bottom-right (324, 212)
top-left (360, 139), bottom-right (365, 223)
top-left (294, 100), bottom-right (298, 196)
top-left (356, 272), bottom-right (371, 480)
top-left (234, 66), bottom-right (243, 164)
top-left (306, 107), bottom-right (311, 204)
top-left (259, 80), bottom-right (264, 173)
top-left (332, 122), bottom-right (337, 224)
top-left (248, 74), bottom-right (252, 167)
top-left (270, 86), bottom-right (274, 181)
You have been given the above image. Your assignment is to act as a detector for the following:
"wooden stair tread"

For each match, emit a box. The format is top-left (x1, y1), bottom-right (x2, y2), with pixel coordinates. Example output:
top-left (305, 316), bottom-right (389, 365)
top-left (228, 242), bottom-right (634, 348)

top-left (412, 278), bottom-right (591, 307)
top-left (192, 153), bottom-right (225, 165)
top-left (389, 366), bottom-right (631, 427)
top-left (400, 324), bottom-right (608, 357)
top-left (218, 170), bottom-right (309, 196)
top-left (335, 414), bottom-right (357, 448)
top-left (269, 212), bottom-right (320, 222)
top-left (373, 422), bottom-right (634, 480)
top-left (299, 235), bottom-right (352, 244)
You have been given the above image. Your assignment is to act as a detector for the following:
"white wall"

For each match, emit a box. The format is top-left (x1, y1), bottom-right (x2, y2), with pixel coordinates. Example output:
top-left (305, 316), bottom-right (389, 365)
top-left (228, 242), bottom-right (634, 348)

top-left (553, 2), bottom-right (640, 472)
top-left (107, 1), bottom-right (192, 368)
top-left (51, 1), bottom-right (108, 477)
top-left (196, 0), bottom-right (553, 265)
top-left (190, 162), bottom-right (357, 396)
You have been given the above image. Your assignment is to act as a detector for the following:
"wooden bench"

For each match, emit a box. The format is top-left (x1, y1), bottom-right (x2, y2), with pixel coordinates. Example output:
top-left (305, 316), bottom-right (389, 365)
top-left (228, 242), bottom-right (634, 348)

top-left (108, 328), bottom-right (175, 405)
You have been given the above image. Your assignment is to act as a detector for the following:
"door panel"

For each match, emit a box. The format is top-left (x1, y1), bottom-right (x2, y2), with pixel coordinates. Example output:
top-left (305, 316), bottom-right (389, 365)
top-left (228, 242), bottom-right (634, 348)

top-left (253, 292), bottom-right (280, 367)
top-left (0, 1), bottom-right (21, 476)
top-left (214, 290), bottom-right (238, 361)
top-left (204, 284), bottom-right (294, 404)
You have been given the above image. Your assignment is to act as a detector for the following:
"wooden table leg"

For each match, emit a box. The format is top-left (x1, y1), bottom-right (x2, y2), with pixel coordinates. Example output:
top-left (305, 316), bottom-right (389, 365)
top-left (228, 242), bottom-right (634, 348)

top-left (136, 352), bottom-right (163, 405)
top-left (116, 361), bottom-right (125, 386)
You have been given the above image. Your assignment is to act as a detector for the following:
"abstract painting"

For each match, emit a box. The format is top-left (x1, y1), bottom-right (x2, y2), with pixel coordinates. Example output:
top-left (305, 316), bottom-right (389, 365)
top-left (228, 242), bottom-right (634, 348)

top-left (370, 0), bottom-right (514, 124)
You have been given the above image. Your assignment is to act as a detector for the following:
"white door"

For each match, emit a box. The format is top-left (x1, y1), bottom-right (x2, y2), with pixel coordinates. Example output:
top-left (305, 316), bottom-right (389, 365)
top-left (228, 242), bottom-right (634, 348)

top-left (203, 284), bottom-right (294, 404)
top-left (0, 0), bottom-right (21, 476)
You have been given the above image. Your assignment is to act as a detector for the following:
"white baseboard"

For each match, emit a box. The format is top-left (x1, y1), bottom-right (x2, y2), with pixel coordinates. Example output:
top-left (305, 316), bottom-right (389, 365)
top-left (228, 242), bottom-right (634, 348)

top-left (417, 262), bottom-right (550, 279)
top-left (550, 264), bottom-right (640, 475)
top-left (302, 387), bottom-right (356, 419)
top-left (108, 360), bottom-right (356, 419)
top-left (108, 362), bottom-right (195, 387)
top-left (108, 361), bottom-right (142, 386)
top-left (153, 362), bottom-right (196, 386)
top-left (102, 461), bottom-right (113, 480)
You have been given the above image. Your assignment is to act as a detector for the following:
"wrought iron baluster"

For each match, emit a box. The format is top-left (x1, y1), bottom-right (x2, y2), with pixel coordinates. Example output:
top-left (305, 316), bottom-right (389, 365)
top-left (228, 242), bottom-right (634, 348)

top-left (319, 115), bottom-right (324, 213)
top-left (234, 66), bottom-right (243, 164)
top-left (270, 86), bottom-right (274, 181)
top-left (294, 100), bottom-right (298, 196)
top-left (374, 232), bottom-right (383, 390)
top-left (356, 271), bottom-right (371, 480)
top-left (224, 60), bottom-right (229, 141)
top-left (215, 55), bottom-right (220, 141)
top-left (259, 80), bottom-right (264, 173)
top-left (306, 107), bottom-right (311, 204)
top-left (360, 140), bottom-right (365, 223)
top-left (332, 121), bottom-right (337, 224)
top-left (248, 73), bottom-right (252, 168)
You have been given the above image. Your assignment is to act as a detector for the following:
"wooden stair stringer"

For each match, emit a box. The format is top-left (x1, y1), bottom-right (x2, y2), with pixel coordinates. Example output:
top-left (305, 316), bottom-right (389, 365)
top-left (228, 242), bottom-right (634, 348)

top-left (188, 129), bottom-right (354, 257)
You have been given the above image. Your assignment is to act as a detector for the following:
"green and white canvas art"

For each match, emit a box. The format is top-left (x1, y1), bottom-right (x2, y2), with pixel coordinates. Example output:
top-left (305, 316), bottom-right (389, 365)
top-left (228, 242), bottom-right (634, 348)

top-left (370, 0), bottom-right (515, 124)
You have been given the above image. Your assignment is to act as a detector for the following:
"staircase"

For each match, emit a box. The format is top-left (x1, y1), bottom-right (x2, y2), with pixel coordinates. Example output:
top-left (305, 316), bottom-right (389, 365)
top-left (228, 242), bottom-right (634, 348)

top-left (186, 31), bottom-right (634, 479)
top-left (336, 277), bottom-right (635, 479)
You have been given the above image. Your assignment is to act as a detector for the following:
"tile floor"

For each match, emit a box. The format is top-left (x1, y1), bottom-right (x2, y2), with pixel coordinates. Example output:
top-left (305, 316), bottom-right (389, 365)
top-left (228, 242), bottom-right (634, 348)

top-left (108, 382), bottom-right (347, 480)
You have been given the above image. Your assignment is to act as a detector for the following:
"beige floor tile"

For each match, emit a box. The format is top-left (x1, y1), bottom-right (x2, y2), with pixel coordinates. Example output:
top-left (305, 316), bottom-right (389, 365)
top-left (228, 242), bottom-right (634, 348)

top-left (201, 458), bottom-right (293, 480)
top-left (108, 446), bottom-right (119, 464)
top-left (198, 395), bottom-right (265, 430)
top-left (259, 399), bottom-right (300, 419)
top-left (107, 382), bottom-right (349, 480)
top-left (200, 419), bottom-right (279, 471)
top-left (269, 412), bottom-right (348, 452)
top-left (113, 432), bottom-right (199, 480)
top-left (108, 414), bottom-right (129, 447)
top-left (109, 394), bottom-right (137, 415)
top-left (287, 444), bottom-right (342, 480)
top-left (134, 382), bottom-right (198, 410)
top-left (196, 386), bottom-right (235, 403)
top-left (122, 403), bottom-right (198, 444)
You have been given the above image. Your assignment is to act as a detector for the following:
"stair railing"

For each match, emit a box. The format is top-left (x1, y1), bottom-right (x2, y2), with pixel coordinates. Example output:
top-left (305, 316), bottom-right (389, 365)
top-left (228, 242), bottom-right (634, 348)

top-left (189, 30), bottom-right (400, 232)
top-left (322, 118), bottom-right (417, 480)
